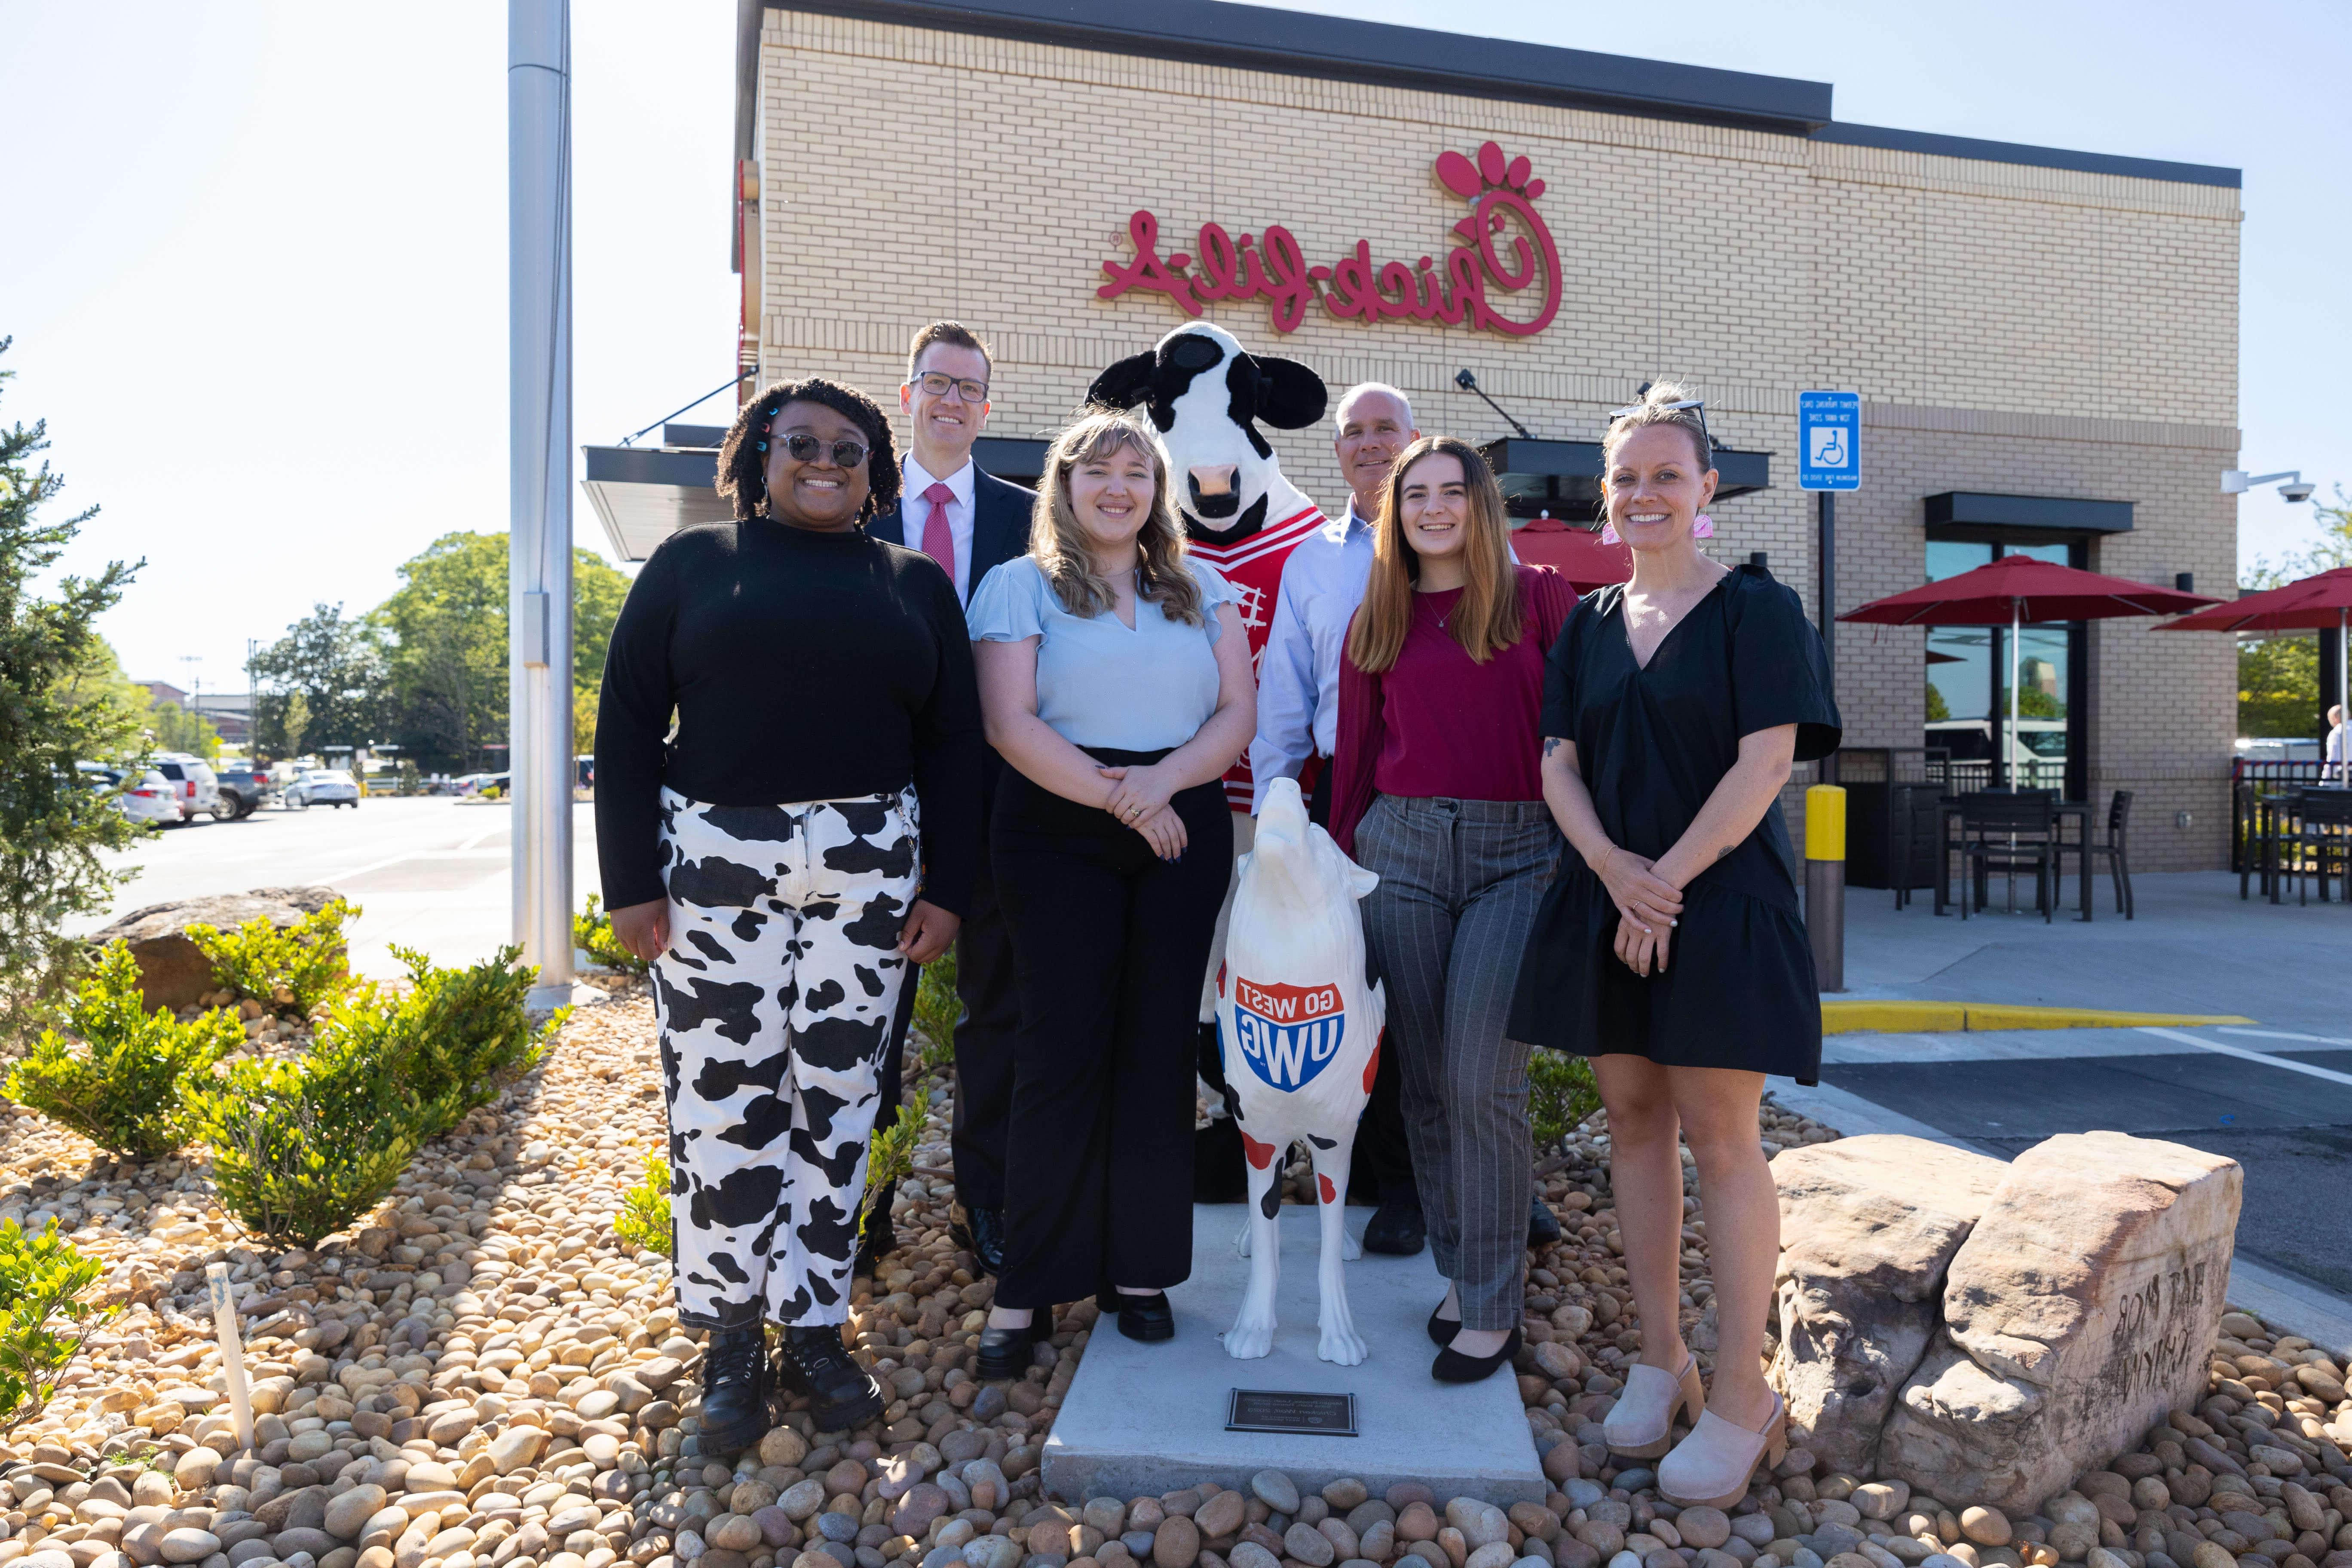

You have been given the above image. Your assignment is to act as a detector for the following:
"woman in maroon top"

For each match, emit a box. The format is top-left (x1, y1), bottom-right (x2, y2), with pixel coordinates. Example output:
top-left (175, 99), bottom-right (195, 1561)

top-left (1331, 436), bottom-right (1576, 1384)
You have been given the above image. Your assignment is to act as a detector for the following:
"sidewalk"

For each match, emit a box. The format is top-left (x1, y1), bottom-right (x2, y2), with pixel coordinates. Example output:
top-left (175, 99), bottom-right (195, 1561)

top-left (1831, 869), bottom-right (2352, 1034)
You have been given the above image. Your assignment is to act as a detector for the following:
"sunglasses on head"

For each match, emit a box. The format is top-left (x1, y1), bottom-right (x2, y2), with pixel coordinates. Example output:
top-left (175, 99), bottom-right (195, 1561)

top-left (768, 432), bottom-right (870, 468)
top-left (1608, 397), bottom-right (1715, 460)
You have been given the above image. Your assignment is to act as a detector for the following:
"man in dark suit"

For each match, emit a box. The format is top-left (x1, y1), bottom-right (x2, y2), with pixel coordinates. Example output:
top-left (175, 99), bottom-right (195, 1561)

top-left (859, 321), bottom-right (1032, 1278)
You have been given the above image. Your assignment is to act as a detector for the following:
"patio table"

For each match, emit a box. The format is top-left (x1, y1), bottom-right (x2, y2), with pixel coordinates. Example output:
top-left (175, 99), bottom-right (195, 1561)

top-left (1936, 798), bottom-right (2094, 919)
top-left (2249, 787), bottom-right (2352, 903)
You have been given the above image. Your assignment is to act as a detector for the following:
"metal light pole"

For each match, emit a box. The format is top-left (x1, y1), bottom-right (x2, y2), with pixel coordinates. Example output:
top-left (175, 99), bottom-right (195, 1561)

top-left (510, 0), bottom-right (582, 1009)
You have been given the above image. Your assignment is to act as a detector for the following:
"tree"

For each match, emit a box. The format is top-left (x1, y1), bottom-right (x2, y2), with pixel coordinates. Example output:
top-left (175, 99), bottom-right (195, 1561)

top-left (2242, 485), bottom-right (2352, 590)
top-left (374, 531), bottom-right (631, 772)
top-left (252, 604), bottom-right (386, 756)
top-left (2238, 634), bottom-right (2321, 738)
top-left (0, 338), bottom-right (148, 1044)
top-left (147, 702), bottom-right (221, 759)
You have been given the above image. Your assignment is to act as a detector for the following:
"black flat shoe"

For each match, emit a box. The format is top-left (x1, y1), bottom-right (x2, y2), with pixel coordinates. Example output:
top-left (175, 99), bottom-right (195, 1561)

top-left (696, 1324), bottom-right (772, 1454)
top-left (775, 1324), bottom-right (884, 1433)
top-left (1101, 1290), bottom-right (1175, 1343)
top-left (1527, 1193), bottom-right (1563, 1247)
top-left (1362, 1197), bottom-right (1427, 1256)
top-left (1432, 1326), bottom-right (1522, 1384)
top-left (965, 1207), bottom-right (1008, 1277)
top-left (1427, 1298), bottom-right (1461, 1347)
top-left (976, 1320), bottom-right (1038, 1381)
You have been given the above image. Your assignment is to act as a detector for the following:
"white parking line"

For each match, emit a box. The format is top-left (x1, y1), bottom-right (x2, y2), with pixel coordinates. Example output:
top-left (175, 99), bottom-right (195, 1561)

top-left (2137, 1027), bottom-right (2352, 1090)
top-left (2219, 1026), bottom-right (2352, 1048)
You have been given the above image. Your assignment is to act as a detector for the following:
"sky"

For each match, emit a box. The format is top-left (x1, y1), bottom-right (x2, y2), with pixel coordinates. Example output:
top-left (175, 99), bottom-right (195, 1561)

top-left (3, 1), bottom-right (2346, 692)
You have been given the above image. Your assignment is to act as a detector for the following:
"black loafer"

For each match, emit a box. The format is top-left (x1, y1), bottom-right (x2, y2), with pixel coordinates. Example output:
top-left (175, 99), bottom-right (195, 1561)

top-left (1527, 1193), bottom-right (1562, 1247)
top-left (775, 1324), bottom-right (884, 1432)
top-left (1432, 1326), bottom-right (1522, 1384)
top-left (695, 1324), bottom-right (772, 1454)
top-left (1102, 1290), bottom-right (1175, 1343)
top-left (1361, 1197), bottom-right (1427, 1256)
top-left (1427, 1298), bottom-right (1461, 1346)
top-left (976, 1320), bottom-right (1038, 1381)
top-left (965, 1207), bottom-right (1008, 1277)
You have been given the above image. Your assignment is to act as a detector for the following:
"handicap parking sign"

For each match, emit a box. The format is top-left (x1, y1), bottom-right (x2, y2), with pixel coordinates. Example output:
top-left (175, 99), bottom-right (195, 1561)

top-left (1799, 390), bottom-right (1860, 492)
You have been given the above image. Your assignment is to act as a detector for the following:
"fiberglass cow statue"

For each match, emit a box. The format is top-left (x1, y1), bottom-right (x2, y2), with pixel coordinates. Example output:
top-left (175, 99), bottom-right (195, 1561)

top-left (1213, 775), bottom-right (1385, 1366)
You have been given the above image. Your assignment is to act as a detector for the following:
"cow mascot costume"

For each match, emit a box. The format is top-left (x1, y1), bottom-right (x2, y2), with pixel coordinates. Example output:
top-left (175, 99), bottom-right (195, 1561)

top-left (1085, 322), bottom-right (1331, 1200)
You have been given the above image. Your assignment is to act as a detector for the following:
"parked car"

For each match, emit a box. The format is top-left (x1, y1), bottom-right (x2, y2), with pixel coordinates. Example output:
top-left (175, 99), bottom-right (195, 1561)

top-left (286, 768), bottom-right (361, 809)
top-left (154, 754), bottom-right (232, 823)
top-left (78, 761), bottom-right (181, 825)
top-left (212, 762), bottom-right (281, 818)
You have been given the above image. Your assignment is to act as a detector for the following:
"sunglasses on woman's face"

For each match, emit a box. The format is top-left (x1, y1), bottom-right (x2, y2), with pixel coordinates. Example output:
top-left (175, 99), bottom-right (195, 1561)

top-left (775, 433), bottom-right (869, 468)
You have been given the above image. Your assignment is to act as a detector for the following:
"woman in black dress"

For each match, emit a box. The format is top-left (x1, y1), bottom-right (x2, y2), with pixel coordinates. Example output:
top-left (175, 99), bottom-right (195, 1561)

top-left (1509, 383), bottom-right (1838, 1507)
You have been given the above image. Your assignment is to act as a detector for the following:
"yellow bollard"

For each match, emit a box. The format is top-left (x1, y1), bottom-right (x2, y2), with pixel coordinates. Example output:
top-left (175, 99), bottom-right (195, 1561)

top-left (1805, 784), bottom-right (1846, 993)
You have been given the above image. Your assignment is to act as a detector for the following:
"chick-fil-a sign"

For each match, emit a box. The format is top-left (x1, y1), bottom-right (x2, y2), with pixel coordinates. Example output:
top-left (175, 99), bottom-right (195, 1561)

top-left (1097, 141), bottom-right (1561, 338)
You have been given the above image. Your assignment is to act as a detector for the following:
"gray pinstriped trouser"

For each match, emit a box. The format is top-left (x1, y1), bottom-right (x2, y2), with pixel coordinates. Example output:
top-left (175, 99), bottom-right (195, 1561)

top-left (1354, 793), bottom-right (1558, 1330)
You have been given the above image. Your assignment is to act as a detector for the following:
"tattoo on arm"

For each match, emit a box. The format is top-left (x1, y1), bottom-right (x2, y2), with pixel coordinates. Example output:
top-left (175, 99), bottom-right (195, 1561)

top-left (1544, 738), bottom-right (1562, 756)
top-left (1715, 844), bottom-right (1734, 861)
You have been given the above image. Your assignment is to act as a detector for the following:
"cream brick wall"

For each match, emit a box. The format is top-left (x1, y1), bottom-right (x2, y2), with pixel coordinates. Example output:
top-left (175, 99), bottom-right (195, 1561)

top-left (750, 11), bottom-right (2242, 870)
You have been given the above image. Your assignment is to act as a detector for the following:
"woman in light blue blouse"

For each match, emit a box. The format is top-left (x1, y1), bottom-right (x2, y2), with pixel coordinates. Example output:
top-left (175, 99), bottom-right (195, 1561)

top-left (966, 408), bottom-right (1256, 1373)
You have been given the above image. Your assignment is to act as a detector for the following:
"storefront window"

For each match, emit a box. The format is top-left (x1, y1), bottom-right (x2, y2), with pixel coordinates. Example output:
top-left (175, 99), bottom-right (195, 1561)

top-left (1923, 539), bottom-right (2082, 794)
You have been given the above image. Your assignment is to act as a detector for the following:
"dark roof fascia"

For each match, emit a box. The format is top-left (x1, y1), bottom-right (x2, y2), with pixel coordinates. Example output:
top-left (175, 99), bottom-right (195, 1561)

top-left (735, 0), bottom-right (764, 162)
top-left (1925, 491), bottom-right (2136, 535)
top-left (1483, 437), bottom-right (1772, 496)
top-left (1813, 122), bottom-right (2239, 189)
top-left (768, 0), bottom-right (1832, 134)
top-left (586, 445), bottom-right (722, 487)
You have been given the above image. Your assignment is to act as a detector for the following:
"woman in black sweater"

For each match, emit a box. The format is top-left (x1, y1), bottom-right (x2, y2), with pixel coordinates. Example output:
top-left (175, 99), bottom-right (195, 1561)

top-left (595, 377), bottom-right (982, 1448)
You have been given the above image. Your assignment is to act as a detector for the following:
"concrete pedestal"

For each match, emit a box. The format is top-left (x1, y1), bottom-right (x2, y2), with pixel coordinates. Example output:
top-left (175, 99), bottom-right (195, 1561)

top-left (1041, 1204), bottom-right (1545, 1503)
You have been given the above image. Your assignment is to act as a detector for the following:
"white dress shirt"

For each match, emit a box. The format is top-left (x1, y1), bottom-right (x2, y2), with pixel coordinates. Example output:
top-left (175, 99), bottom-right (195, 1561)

top-left (1247, 499), bottom-right (1378, 813)
top-left (900, 454), bottom-right (977, 603)
top-left (2329, 723), bottom-right (2346, 764)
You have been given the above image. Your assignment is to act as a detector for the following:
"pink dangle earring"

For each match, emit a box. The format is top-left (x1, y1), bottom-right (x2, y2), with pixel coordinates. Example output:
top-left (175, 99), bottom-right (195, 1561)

top-left (1692, 513), bottom-right (1715, 539)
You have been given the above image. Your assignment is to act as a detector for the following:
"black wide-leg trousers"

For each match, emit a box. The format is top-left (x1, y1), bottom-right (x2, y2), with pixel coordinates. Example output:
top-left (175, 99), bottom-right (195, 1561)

top-left (992, 750), bottom-right (1233, 1311)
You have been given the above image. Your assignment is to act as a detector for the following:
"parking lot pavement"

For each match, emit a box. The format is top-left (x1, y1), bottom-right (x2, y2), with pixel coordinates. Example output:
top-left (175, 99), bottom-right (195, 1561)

top-left (71, 794), bottom-right (600, 981)
top-left (1774, 1021), bottom-right (2352, 1350)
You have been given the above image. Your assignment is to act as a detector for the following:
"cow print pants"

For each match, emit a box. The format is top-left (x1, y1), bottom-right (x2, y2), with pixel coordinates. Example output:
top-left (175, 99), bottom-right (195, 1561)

top-left (653, 786), bottom-right (921, 1330)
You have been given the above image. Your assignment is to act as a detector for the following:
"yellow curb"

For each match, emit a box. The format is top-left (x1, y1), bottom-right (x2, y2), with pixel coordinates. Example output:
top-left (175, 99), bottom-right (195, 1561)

top-left (1821, 1000), bottom-right (2257, 1035)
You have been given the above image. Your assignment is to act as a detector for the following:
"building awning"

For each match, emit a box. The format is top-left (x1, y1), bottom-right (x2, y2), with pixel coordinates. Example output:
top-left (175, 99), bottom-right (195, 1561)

top-left (1924, 491), bottom-right (2135, 537)
top-left (1479, 437), bottom-right (1771, 523)
top-left (582, 426), bottom-right (1051, 561)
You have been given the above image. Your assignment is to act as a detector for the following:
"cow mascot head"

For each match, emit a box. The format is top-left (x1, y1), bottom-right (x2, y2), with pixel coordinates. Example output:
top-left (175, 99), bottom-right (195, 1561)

top-left (1087, 322), bottom-right (1328, 546)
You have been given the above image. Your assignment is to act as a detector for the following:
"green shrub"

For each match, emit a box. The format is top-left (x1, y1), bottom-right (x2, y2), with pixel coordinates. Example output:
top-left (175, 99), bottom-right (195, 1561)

top-left (573, 894), bottom-right (648, 977)
top-left (193, 1035), bottom-right (450, 1250)
top-left (910, 948), bottom-right (958, 1077)
top-left (1528, 1048), bottom-right (1601, 1153)
top-left (860, 1102), bottom-right (922, 1248)
top-left (2, 943), bottom-right (241, 1158)
top-left (186, 898), bottom-right (357, 1017)
top-left (0, 1220), bottom-right (112, 1428)
top-left (613, 1146), bottom-right (672, 1258)
top-left (375, 944), bottom-right (563, 1133)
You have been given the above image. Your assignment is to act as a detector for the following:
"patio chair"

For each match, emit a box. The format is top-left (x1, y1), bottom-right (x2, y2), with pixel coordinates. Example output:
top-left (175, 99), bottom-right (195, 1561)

top-left (2080, 789), bottom-right (2135, 919)
top-left (2292, 790), bottom-right (2352, 906)
top-left (1890, 782), bottom-right (1945, 910)
top-left (1957, 792), bottom-right (2056, 921)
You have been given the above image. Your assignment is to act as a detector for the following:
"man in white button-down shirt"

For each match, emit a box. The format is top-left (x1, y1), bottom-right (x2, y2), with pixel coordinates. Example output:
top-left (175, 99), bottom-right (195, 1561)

top-left (1243, 383), bottom-right (1429, 1253)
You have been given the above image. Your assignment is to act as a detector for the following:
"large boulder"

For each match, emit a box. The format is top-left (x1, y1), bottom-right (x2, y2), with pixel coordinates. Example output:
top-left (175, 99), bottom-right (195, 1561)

top-left (1879, 1131), bottom-right (2241, 1513)
top-left (1770, 1135), bottom-right (2010, 1476)
top-left (87, 886), bottom-right (339, 1010)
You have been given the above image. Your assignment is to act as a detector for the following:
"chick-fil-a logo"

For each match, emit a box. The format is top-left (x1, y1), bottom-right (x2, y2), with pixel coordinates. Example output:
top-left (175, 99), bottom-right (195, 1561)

top-left (1096, 141), bottom-right (1561, 338)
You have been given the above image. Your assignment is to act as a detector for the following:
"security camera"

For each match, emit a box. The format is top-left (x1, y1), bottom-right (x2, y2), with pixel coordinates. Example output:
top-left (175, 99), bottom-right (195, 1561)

top-left (2281, 481), bottom-right (2316, 503)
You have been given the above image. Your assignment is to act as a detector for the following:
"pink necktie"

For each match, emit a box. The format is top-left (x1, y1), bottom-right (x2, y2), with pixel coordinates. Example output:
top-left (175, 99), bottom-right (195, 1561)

top-left (920, 481), bottom-right (956, 585)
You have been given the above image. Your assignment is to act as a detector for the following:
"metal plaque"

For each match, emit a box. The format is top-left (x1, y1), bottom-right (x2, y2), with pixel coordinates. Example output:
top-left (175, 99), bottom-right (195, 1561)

top-left (1226, 1388), bottom-right (1357, 1436)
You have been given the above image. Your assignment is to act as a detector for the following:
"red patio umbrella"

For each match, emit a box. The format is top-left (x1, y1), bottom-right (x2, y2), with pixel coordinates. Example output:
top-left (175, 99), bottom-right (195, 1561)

top-left (1510, 517), bottom-right (1632, 592)
top-left (2155, 565), bottom-right (2352, 787)
top-left (1840, 556), bottom-right (2217, 787)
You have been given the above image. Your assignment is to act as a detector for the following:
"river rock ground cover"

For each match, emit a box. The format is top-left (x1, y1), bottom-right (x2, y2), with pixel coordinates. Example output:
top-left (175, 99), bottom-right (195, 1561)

top-left (0, 982), bottom-right (2346, 1568)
